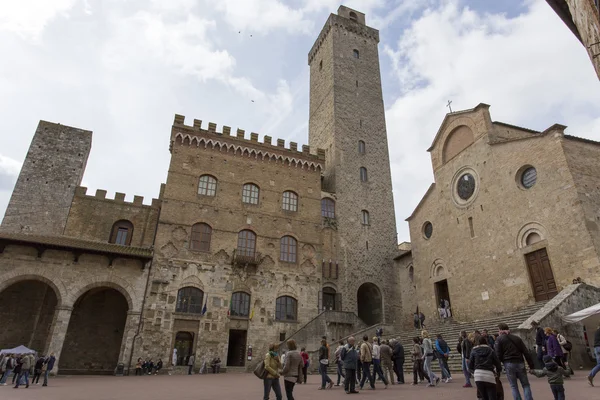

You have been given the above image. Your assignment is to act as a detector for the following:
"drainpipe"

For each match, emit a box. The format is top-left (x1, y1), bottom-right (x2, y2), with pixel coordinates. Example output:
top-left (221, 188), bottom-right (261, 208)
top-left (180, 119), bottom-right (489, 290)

top-left (127, 202), bottom-right (162, 375)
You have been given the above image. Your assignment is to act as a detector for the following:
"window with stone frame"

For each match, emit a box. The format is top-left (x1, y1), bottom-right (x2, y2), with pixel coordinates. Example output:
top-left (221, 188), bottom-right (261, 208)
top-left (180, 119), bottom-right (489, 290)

top-left (321, 198), bottom-right (335, 218)
top-left (353, 49), bottom-right (360, 59)
top-left (282, 191), bottom-right (298, 212)
top-left (198, 175), bottom-right (217, 196)
top-left (176, 287), bottom-right (204, 314)
top-left (360, 167), bottom-right (368, 182)
top-left (361, 210), bottom-right (370, 225)
top-left (242, 183), bottom-right (260, 204)
top-left (275, 296), bottom-right (297, 321)
top-left (109, 220), bottom-right (134, 246)
top-left (190, 223), bottom-right (212, 252)
top-left (237, 230), bottom-right (257, 257)
top-left (358, 140), bottom-right (366, 154)
top-left (231, 292), bottom-right (251, 318)
top-left (280, 236), bottom-right (297, 263)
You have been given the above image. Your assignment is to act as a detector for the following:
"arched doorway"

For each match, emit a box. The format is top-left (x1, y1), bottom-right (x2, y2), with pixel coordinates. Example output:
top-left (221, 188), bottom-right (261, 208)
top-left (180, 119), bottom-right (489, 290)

top-left (357, 283), bottom-right (382, 326)
top-left (60, 287), bottom-right (128, 374)
top-left (174, 331), bottom-right (194, 366)
top-left (0, 280), bottom-right (58, 352)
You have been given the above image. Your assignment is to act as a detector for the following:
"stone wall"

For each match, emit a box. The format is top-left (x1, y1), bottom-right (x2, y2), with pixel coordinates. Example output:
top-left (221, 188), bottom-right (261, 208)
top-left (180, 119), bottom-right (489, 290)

top-left (564, 0), bottom-right (600, 79)
top-left (2, 121), bottom-right (92, 235)
top-left (395, 253), bottom-right (417, 330)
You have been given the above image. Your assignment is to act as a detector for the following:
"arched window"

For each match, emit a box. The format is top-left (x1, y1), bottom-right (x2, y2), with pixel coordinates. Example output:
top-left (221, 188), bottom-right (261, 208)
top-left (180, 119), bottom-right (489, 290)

top-left (280, 236), bottom-right (297, 263)
top-left (109, 220), bottom-right (134, 246)
top-left (275, 296), bottom-right (297, 321)
top-left (198, 175), bottom-right (217, 196)
top-left (176, 287), bottom-right (204, 314)
top-left (408, 265), bottom-right (414, 282)
top-left (361, 210), bottom-right (370, 225)
top-left (242, 183), bottom-right (260, 204)
top-left (190, 223), bottom-right (212, 252)
top-left (358, 140), bottom-right (366, 154)
top-left (360, 167), bottom-right (368, 182)
top-left (282, 191), bottom-right (298, 212)
top-left (353, 49), bottom-right (360, 59)
top-left (321, 198), bottom-right (335, 218)
top-left (237, 230), bottom-right (257, 257)
top-left (231, 292), bottom-right (251, 318)
top-left (349, 11), bottom-right (358, 21)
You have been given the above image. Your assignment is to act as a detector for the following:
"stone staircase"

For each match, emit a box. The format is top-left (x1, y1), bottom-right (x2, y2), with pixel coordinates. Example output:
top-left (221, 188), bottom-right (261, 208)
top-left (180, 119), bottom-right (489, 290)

top-left (383, 302), bottom-right (546, 373)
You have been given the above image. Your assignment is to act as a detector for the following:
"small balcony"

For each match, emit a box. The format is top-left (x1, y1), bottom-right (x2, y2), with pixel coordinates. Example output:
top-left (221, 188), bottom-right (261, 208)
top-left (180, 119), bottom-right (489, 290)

top-left (232, 249), bottom-right (262, 268)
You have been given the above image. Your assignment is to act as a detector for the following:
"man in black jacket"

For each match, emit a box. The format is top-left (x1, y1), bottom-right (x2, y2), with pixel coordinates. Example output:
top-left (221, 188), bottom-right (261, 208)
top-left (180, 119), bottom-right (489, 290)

top-left (496, 323), bottom-right (535, 400)
top-left (392, 340), bottom-right (405, 384)
top-left (532, 320), bottom-right (546, 365)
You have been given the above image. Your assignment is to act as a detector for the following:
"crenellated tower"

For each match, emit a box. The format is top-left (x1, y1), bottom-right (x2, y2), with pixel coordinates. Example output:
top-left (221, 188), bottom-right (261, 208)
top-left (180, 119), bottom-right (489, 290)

top-left (309, 6), bottom-right (399, 325)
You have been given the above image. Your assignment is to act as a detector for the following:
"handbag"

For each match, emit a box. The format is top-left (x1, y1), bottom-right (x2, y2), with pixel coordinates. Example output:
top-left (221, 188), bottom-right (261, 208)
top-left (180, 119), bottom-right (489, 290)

top-left (563, 341), bottom-right (573, 352)
top-left (253, 360), bottom-right (267, 379)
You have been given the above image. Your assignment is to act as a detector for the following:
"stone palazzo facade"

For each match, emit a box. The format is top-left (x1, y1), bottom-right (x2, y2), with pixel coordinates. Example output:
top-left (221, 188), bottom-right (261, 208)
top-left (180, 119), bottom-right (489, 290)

top-left (0, 6), bottom-right (399, 374)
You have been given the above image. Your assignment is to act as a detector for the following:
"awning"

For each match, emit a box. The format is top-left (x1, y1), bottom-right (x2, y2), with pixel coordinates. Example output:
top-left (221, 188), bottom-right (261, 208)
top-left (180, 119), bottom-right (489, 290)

top-left (0, 345), bottom-right (36, 355)
top-left (563, 303), bottom-right (600, 324)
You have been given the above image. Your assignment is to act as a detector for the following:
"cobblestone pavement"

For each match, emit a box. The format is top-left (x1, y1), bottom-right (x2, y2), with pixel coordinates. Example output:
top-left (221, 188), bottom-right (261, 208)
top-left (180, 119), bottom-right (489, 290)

top-left (3, 372), bottom-right (597, 400)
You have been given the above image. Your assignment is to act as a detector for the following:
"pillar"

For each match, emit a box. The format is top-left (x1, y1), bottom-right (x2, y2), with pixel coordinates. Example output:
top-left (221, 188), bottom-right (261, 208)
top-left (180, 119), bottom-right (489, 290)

top-left (44, 306), bottom-right (73, 375)
top-left (119, 311), bottom-right (141, 371)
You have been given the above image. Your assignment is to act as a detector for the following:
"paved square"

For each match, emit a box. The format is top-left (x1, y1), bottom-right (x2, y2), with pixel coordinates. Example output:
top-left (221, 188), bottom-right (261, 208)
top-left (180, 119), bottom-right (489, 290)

top-left (3, 372), bottom-right (597, 400)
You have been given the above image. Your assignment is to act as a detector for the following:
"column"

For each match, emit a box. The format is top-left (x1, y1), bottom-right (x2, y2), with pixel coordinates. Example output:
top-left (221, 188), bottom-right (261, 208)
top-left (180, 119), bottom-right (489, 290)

top-left (119, 311), bottom-right (142, 372)
top-left (44, 306), bottom-right (73, 375)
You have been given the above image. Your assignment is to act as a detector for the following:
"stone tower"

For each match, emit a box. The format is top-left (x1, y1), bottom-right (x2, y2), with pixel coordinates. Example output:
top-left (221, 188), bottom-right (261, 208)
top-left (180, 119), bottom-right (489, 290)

top-left (2, 120), bottom-right (92, 235)
top-left (308, 6), bottom-right (399, 325)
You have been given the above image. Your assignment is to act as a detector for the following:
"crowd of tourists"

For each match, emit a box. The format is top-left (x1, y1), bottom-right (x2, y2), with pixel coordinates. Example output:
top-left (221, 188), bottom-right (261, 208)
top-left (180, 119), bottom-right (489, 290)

top-left (0, 352), bottom-right (56, 389)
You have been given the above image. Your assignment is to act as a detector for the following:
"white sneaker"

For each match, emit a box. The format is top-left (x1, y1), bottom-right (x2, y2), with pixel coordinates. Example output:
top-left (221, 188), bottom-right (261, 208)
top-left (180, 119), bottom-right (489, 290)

top-left (444, 378), bottom-right (449, 383)
top-left (448, 377), bottom-right (453, 381)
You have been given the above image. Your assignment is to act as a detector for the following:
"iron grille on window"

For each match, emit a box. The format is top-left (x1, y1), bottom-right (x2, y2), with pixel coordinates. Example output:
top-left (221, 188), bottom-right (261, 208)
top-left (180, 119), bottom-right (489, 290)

top-left (176, 287), bottom-right (204, 314)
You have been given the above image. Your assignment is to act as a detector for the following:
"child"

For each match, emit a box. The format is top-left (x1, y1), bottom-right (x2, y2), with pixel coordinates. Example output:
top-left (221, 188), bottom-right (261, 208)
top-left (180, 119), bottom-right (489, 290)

top-left (529, 355), bottom-right (570, 400)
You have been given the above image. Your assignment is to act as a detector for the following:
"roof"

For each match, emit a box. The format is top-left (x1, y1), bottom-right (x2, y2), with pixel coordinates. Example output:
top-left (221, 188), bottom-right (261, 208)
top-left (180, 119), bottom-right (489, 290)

top-left (406, 183), bottom-right (436, 221)
top-left (0, 231), bottom-right (153, 264)
top-left (564, 134), bottom-right (600, 147)
top-left (427, 103), bottom-right (490, 152)
top-left (492, 121), bottom-right (540, 135)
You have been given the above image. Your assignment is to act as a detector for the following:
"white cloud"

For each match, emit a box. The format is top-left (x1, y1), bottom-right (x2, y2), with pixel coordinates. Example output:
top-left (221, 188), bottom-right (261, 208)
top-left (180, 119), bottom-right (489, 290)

top-left (0, 0), bottom-right (78, 40)
top-left (385, 0), bottom-right (600, 241)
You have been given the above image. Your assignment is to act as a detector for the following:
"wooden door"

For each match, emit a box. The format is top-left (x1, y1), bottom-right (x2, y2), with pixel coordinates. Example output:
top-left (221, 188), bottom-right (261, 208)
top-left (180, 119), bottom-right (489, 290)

top-left (525, 248), bottom-right (558, 301)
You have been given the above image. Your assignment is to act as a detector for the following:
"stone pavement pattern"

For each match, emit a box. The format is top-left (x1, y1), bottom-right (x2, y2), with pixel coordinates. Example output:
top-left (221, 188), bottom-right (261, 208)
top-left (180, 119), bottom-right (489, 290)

top-left (3, 373), bottom-right (596, 400)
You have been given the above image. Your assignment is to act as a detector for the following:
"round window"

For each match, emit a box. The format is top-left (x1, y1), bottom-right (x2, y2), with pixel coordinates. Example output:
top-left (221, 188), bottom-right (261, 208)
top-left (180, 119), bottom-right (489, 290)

top-left (521, 167), bottom-right (537, 189)
top-left (423, 222), bottom-right (433, 239)
top-left (457, 173), bottom-right (476, 200)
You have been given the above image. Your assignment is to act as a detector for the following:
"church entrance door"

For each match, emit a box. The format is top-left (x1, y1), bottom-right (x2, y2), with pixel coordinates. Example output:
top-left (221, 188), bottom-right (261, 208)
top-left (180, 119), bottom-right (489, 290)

top-left (525, 248), bottom-right (558, 301)
top-left (434, 279), bottom-right (451, 318)
top-left (174, 331), bottom-right (194, 366)
top-left (226, 329), bottom-right (247, 367)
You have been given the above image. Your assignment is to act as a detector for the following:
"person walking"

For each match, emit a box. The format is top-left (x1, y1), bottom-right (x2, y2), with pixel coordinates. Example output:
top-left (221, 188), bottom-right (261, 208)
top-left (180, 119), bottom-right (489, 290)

top-left (187, 354), bottom-right (195, 375)
top-left (587, 322), bottom-right (600, 386)
top-left (391, 338), bottom-right (405, 384)
top-left (554, 330), bottom-right (570, 374)
top-left (42, 353), bottom-right (55, 386)
top-left (375, 327), bottom-right (383, 344)
top-left (483, 329), bottom-right (496, 349)
top-left (281, 339), bottom-right (303, 400)
top-left (421, 330), bottom-right (440, 387)
top-left (419, 312), bottom-right (426, 329)
top-left (300, 348), bottom-right (309, 384)
top-left (496, 322), bottom-right (535, 400)
top-left (264, 343), bottom-right (283, 400)
top-left (318, 339), bottom-right (333, 390)
top-left (529, 355), bottom-right (569, 400)
top-left (469, 336), bottom-right (502, 400)
top-left (371, 336), bottom-right (388, 388)
top-left (413, 312), bottom-right (420, 330)
top-left (532, 321), bottom-right (546, 366)
top-left (359, 335), bottom-right (375, 390)
top-left (411, 337), bottom-right (425, 385)
top-left (380, 340), bottom-right (395, 385)
top-left (460, 330), bottom-right (474, 388)
top-left (11, 356), bottom-right (22, 385)
top-left (14, 353), bottom-right (32, 389)
top-left (435, 333), bottom-right (452, 382)
top-left (0, 354), bottom-right (9, 386)
top-left (334, 340), bottom-right (346, 386)
top-left (32, 355), bottom-right (45, 385)
top-left (545, 328), bottom-right (565, 369)
top-left (341, 336), bottom-right (359, 394)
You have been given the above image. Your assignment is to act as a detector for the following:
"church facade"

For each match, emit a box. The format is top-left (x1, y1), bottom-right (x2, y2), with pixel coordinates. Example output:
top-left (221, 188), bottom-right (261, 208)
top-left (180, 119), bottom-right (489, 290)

top-left (0, 6), bottom-right (399, 374)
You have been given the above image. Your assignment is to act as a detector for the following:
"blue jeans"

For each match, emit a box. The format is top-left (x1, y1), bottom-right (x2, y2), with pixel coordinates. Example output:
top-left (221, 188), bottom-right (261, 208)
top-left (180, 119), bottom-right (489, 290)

top-left (590, 346), bottom-right (600, 378)
top-left (423, 356), bottom-right (437, 383)
top-left (319, 363), bottom-right (331, 388)
top-left (15, 370), bottom-right (29, 388)
top-left (263, 378), bottom-right (282, 400)
top-left (504, 362), bottom-right (533, 400)
top-left (43, 370), bottom-right (50, 386)
top-left (438, 357), bottom-right (451, 379)
top-left (550, 384), bottom-right (565, 400)
top-left (336, 361), bottom-right (345, 385)
top-left (359, 361), bottom-right (374, 389)
top-left (372, 359), bottom-right (388, 385)
top-left (462, 357), bottom-right (471, 385)
top-left (0, 370), bottom-right (10, 384)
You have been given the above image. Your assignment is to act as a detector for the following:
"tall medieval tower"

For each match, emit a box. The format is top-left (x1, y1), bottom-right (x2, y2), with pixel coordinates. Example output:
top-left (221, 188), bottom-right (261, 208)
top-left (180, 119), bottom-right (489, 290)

top-left (309, 6), bottom-right (399, 325)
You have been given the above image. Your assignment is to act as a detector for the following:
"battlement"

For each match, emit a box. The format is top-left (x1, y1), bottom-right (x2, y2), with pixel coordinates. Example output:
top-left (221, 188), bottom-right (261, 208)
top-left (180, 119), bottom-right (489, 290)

top-left (74, 187), bottom-right (161, 208)
top-left (171, 115), bottom-right (325, 170)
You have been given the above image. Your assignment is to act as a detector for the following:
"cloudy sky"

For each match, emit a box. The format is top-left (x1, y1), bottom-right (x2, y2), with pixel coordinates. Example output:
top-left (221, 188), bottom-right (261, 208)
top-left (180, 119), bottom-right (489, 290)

top-left (1, 0), bottom-right (599, 242)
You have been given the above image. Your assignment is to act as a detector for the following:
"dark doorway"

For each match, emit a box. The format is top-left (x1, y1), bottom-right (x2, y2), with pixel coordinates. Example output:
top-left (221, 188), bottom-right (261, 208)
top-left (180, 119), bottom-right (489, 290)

top-left (0, 280), bottom-right (58, 352)
top-left (174, 331), bottom-right (195, 366)
top-left (525, 248), bottom-right (558, 301)
top-left (434, 279), bottom-right (451, 316)
top-left (60, 287), bottom-right (128, 374)
top-left (357, 283), bottom-right (382, 326)
top-left (320, 287), bottom-right (341, 311)
top-left (227, 330), bottom-right (247, 367)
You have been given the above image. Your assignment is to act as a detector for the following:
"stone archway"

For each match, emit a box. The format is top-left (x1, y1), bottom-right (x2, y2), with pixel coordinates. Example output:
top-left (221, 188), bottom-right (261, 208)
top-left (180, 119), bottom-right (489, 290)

top-left (357, 282), bottom-right (382, 326)
top-left (0, 280), bottom-right (58, 352)
top-left (60, 287), bottom-right (129, 374)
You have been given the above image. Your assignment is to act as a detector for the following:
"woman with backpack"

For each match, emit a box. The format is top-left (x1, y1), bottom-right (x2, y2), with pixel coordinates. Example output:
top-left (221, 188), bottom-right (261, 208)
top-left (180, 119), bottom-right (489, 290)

top-left (468, 336), bottom-right (503, 400)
